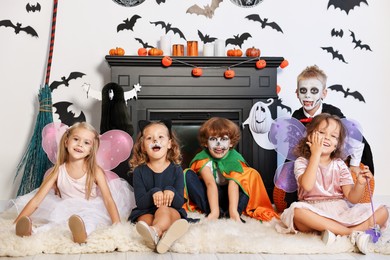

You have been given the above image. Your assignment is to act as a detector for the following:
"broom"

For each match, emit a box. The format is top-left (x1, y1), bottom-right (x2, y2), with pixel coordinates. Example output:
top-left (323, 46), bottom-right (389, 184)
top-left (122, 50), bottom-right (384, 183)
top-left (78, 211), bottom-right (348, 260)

top-left (15, 0), bottom-right (59, 196)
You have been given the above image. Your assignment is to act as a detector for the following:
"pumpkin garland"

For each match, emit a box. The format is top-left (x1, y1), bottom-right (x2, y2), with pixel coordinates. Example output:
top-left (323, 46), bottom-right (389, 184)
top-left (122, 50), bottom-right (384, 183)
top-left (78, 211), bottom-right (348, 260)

top-left (159, 55), bottom-right (286, 78)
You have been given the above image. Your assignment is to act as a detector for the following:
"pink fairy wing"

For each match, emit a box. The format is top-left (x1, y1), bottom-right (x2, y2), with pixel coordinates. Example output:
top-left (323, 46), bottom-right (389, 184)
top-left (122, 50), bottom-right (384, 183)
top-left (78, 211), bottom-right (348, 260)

top-left (42, 122), bottom-right (68, 164)
top-left (97, 130), bottom-right (133, 171)
top-left (268, 117), bottom-right (306, 161)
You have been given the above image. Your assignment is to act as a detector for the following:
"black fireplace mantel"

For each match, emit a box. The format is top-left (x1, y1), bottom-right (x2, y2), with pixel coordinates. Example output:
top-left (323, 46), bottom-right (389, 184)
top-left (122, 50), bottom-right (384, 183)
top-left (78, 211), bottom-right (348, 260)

top-left (105, 55), bottom-right (283, 199)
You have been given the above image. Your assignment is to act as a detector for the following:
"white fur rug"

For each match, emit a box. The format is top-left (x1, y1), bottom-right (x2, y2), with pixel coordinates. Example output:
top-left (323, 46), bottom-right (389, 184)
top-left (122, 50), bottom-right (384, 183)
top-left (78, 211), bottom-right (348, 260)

top-left (1, 211), bottom-right (390, 257)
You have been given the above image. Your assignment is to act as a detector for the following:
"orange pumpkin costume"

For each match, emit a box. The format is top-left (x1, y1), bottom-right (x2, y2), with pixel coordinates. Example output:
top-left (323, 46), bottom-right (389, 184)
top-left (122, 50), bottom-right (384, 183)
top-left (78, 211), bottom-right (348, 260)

top-left (184, 149), bottom-right (278, 221)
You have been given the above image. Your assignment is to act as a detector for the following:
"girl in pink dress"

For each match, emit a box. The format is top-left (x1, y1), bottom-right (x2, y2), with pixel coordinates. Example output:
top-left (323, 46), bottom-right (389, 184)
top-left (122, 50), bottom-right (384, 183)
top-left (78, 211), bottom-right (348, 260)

top-left (10, 122), bottom-right (134, 243)
top-left (276, 113), bottom-right (388, 254)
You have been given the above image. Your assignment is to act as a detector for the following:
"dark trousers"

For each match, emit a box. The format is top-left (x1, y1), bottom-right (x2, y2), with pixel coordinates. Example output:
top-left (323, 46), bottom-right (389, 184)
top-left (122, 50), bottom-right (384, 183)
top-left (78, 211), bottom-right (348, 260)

top-left (185, 169), bottom-right (249, 218)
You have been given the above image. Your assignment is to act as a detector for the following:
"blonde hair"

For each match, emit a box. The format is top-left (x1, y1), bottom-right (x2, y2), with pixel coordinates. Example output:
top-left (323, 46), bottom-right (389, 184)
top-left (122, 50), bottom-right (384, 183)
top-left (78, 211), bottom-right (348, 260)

top-left (130, 121), bottom-right (182, 170)
top-left (198, 117), bottom-right (240, 148)
top-left (297, 65), bottom-right (327, 90)
top-left (44, 122), bottom-right (100, 200)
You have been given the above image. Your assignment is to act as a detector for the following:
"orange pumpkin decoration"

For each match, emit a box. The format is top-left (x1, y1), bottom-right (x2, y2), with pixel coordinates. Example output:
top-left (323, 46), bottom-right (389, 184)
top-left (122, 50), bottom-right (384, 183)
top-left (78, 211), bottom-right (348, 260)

top-left (138, 48), bottom-right (147, 56)
top-left (276, 84), bottom-right (281, 94)
top-left (161, 56), bottom-right (172, 67)
top-left (109, 47), bottom-right (125, 56)
top-left (256, 59), bottom-right (267, 69)
top-left (280, 59), bottom-right (289, 69)
top-left (192, 67), bottom-right (203, 77)
top-left (246, 47), bottom-right (261, 57)
top-left (227, 48), bottom-right (243, 57)
top-left (224, 69), bottom-right (235, 79)
top-left (148, 48), bottom-right (163, 56)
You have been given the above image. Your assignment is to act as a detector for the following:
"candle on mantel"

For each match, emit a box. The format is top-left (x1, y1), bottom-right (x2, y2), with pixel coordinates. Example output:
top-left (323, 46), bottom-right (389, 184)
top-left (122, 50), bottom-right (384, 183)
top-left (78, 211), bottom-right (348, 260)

top-left (160, 35), bottom-right (171, 56)
top-left (172, 44), bottom-right (184, 56)
top-left (187, 41), bottom-right (198, 56)
top-left (214, 39), bottom-right (225, 56)
top-left (203, 43), bottom-right (214, 56)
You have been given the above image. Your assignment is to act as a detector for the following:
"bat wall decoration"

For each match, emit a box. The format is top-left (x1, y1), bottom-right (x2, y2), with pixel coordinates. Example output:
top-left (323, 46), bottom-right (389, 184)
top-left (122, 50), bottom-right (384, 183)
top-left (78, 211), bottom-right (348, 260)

top-left (150, 21), bottom-right (186, 40)
top-left (331, 28), bottom-right (343, 38)
top-left (0, 20), bottom-right (38, 37)
top-left (328, 84), bottom-right (365, 103)
top-left (245, 14), bottom-right (283, 34)
top-left (276, 98), bottom-right (292, 113)
top-left (117, 15), bottom-right (141, 32)
top-left (49, 72), bottom-right (86, 91)
top-left (198, 30), bottom-right (217, 44)
top-left (225, 33), bottom-right (251, 48)
top-left (53, 101), bottom-right (86, 126)
top-left (156, 0), bottom-right (166, 4)
top-left (135, 37), bottom-right (154, 48)
top-left (327, 0), bottom-right (368, 15)
top-left (26, 2), bottom-right (41, 13)
top-left (186, 0), bottom-right (223, 19)
top-left (321, 46), bottom-right (348, 64)
top-left (349, 30), bottom-right (372, 51)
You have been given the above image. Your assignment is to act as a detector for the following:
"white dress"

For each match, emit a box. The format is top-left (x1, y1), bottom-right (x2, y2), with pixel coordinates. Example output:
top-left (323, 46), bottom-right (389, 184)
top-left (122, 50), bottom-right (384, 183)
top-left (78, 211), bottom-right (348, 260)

top-left (7, 164), bottom-right (135, 235)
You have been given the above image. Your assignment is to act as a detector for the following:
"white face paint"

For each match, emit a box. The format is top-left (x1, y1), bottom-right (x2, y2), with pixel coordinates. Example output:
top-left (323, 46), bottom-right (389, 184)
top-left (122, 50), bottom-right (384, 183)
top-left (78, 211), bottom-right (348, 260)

top-left (297, 78), bottom-right (325, 112)
top-left (207, 135), bottom-right (231, 159)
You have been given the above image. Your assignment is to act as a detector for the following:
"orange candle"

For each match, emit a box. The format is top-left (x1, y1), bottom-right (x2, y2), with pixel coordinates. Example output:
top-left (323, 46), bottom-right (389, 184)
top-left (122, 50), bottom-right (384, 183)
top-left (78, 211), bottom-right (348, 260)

top-left (172, 44), bottom-right (184, 56)
top-left (187, 41), bottom-right (198, 56)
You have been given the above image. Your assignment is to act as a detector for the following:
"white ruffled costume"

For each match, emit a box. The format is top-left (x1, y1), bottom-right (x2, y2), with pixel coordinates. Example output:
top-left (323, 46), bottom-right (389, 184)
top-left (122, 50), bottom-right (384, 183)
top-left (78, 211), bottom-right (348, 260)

top-left (7, 164), bottom-right (135, 235)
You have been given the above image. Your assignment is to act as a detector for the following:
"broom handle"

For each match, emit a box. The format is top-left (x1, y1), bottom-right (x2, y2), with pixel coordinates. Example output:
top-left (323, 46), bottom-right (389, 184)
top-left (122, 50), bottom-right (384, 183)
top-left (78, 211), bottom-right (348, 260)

top-left (44, 0), bottom-right (58, 85)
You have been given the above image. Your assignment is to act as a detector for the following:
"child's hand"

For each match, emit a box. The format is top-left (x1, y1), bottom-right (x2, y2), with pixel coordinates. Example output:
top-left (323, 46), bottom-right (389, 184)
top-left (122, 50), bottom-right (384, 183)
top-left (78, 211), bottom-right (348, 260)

top-left (153, 191), bottom-right (164, 207)
top-left (356, 165), bottom-right (373, 185)
top-left (163, 190), bottom-right (174, 207)
top-left (306, 131), bottom-right (323, 156)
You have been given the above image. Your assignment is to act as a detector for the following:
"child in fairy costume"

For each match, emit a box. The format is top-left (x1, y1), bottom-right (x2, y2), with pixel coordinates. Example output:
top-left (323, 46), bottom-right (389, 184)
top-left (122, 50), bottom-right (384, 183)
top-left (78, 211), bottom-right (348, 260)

top-left (184, 117), bottom-right (278, 222)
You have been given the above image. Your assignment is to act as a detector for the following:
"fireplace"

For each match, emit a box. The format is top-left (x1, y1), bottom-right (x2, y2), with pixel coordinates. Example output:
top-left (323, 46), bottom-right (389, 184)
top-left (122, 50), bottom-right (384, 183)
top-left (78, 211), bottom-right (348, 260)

top-left (106, 56), bottom-right (284, 200)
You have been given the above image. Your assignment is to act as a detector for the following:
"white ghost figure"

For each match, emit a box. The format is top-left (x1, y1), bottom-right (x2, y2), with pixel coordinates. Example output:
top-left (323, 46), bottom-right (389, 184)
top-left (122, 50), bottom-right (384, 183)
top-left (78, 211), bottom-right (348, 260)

top-left (243, 98), bottom-right (274, 150)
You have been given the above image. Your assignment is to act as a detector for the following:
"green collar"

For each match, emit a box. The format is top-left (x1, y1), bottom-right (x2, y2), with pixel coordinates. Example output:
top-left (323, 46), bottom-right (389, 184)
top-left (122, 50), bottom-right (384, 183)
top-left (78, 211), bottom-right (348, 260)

top-left (190, 149), bottom-right (247, 174)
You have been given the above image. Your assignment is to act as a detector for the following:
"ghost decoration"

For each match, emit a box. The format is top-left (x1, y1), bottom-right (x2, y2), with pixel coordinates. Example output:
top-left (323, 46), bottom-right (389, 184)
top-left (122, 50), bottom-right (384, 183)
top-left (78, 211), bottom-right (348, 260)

top-left (243, 98), bottom-right (274, 150)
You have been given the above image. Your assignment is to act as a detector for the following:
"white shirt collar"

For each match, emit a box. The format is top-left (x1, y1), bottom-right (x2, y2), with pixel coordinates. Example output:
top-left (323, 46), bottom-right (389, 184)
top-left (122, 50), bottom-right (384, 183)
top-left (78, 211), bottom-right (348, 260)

top-left (303, 102), bottom-right (323, 118)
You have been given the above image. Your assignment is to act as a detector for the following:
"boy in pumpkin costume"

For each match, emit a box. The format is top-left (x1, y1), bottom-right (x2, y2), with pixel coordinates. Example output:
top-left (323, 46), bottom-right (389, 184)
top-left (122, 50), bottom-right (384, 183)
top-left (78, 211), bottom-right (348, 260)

top-left (184, 117), bottom-right (278, 222)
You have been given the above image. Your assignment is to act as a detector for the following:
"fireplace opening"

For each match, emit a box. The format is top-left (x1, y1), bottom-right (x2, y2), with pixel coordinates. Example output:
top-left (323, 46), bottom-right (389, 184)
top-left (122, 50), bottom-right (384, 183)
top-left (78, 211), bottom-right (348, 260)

top-left (148, 110), bottom-right (242, 169)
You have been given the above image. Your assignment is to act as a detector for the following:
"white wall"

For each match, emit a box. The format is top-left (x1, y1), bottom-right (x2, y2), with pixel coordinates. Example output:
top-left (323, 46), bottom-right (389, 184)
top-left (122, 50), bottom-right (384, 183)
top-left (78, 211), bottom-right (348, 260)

top-left (1, 0), bottom-right (389, 200)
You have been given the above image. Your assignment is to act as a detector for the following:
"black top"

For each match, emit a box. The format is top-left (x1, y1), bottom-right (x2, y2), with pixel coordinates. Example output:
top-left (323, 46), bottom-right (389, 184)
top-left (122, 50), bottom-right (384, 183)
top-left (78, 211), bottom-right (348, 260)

top-left (129, 162), bottom-right (187, 222)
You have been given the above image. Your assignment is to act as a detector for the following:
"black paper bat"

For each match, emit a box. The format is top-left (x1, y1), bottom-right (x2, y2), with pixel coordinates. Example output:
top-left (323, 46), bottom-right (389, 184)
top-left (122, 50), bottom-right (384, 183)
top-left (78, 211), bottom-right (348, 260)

top-left (327, 0), bottom-right (368, 15)
top-left (156, 0), bottom-right (166, 4)
top-left (135, 38), bottom-right (154, 48)
top-left (225, 33), bottom-right (251, 48)
top-left (245, 14), bottom-right (283, 33)
top-left (349, 30), bottom-right (372, 51)
top-left (150, 21), bottom-right (186, 40)
top-left (186, 0), bottom-right (223, 19)
top-left (26, 3), bottom-right (41, 12)
top-left (0, 20), bottom-right (38, 37)
top-left (328, 84), bottom-right (365, 103)
top-left (276, 98), bottom-right (292, 113)
top-left (198, 30), bottom-right (217, 44)
top-left (321, 47), bottom-right (348, 64)
top-left (53, 101), bottom-right (86, 126)
top-left (49, 72), bottom-right (86, 91)
top-left (331, 28), bottom-right (343, 38)
top-left (117, 15), bottom-right (141, 32)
